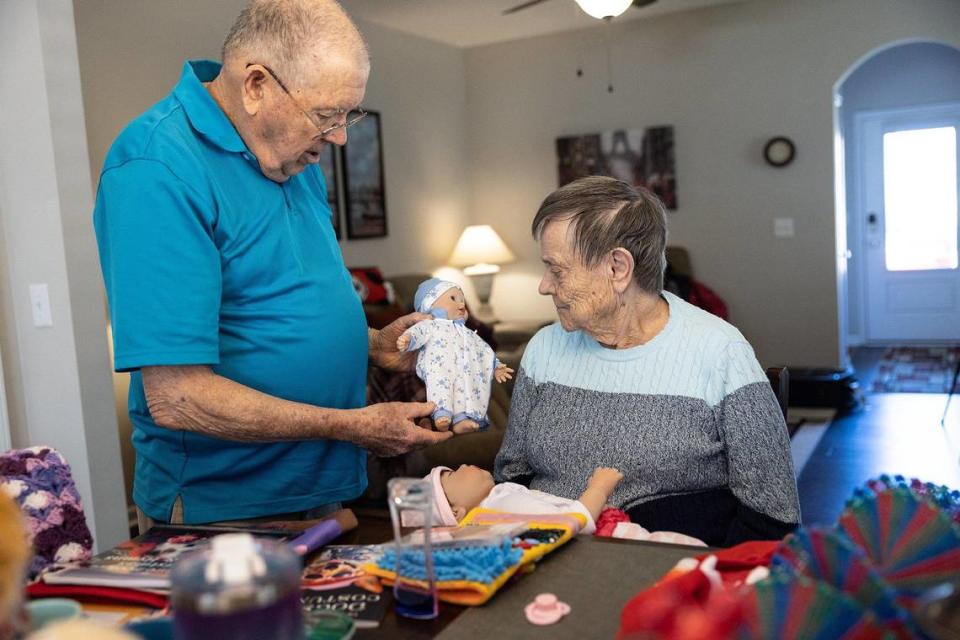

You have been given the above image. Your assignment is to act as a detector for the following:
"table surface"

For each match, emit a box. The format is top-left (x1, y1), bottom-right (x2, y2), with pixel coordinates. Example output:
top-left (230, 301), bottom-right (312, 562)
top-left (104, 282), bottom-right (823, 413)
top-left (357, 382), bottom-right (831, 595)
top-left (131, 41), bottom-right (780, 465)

top-left (346, 514), bottom-right (701, 639)
top-left (77, 512), bottom-right (701, 638)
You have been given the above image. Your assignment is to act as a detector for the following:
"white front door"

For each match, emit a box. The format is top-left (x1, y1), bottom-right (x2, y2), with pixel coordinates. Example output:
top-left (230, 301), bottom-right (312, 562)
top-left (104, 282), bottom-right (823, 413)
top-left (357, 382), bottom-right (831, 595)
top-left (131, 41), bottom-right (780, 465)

top-left (858, 104), bottom-right (960, 343)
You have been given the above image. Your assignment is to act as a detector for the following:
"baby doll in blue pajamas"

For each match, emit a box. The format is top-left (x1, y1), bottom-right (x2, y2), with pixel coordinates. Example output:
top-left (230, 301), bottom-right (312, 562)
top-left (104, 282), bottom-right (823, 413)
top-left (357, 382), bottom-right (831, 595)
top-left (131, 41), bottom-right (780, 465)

top-left (397, 279), bottom-right (514, 434)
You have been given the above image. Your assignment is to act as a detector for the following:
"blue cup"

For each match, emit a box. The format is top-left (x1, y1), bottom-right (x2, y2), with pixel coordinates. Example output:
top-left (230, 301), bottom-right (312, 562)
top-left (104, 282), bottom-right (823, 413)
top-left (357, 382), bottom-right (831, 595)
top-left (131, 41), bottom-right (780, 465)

top-left (125, 617), bottom-right (175, 640)
top-left (26, 598), bottom-right (82, 631)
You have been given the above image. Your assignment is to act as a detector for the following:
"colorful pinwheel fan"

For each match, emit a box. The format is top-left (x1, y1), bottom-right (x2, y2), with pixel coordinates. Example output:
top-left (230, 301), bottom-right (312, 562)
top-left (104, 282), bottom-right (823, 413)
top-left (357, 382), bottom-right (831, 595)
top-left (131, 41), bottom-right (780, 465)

top-left (837, 484), bottom-right (960, 606)
top-left (771, 528), bottom-right (912, 635)
top-left (740, 572), bottom-right (889, 640)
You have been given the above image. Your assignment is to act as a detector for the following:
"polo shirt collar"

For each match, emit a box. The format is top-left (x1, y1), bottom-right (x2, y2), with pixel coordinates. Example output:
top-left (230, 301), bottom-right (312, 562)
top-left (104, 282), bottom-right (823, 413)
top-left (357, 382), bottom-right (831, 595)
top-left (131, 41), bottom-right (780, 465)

top-left (174, 60), bottom-right (248, 154)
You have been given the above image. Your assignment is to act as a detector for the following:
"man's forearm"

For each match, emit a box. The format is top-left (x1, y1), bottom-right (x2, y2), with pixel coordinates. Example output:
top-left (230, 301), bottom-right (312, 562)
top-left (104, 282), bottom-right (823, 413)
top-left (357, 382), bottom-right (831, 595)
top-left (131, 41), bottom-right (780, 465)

top-left (142, 365), bottom-right (358, 443)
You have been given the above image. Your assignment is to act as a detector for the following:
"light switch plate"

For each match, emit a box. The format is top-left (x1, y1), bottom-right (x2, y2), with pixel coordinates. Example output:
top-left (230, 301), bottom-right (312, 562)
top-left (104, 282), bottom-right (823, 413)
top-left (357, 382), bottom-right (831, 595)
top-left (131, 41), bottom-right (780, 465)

top-left (29, 283), bottom-right (53, 327)
top-left (773, 218), bottom-right (795, 238)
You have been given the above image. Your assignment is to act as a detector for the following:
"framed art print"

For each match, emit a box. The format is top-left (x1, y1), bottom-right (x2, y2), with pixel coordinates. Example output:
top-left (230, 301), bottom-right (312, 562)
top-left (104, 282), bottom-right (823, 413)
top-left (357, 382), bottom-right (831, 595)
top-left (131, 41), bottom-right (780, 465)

top-left (318, 144), bottom-right (342, 239)
top-left (343, 110), bottom-right (387, 239)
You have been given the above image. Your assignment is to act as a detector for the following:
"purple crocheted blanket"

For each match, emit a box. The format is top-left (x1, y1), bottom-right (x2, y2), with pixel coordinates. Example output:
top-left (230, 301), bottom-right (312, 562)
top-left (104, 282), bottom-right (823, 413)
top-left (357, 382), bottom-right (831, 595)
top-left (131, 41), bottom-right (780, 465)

top-left (0, 446), bottom-right (93, 579)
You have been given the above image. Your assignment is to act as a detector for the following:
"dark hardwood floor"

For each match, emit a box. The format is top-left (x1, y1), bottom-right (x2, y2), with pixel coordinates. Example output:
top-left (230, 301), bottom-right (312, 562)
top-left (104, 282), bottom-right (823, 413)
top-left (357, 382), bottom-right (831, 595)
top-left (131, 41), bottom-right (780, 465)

top-left (796, 347), bottom-right (960, 526)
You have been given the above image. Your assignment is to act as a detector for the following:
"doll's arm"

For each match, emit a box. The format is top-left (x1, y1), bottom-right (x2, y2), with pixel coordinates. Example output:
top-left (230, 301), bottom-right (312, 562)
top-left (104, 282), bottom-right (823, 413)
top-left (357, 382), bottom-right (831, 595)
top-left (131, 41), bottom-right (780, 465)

top-left (577, 468), bottom-right (624, 522)
top-left (396, 320), bottom-right (434, 352)
top-left (494, 360), bottom-right (514, 383)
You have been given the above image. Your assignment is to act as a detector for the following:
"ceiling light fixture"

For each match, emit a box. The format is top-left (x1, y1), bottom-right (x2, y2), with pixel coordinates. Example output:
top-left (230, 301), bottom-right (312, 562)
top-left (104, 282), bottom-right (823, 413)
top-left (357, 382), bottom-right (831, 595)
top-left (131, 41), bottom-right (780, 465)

top-left (573, 0), bottom-right (634, 19)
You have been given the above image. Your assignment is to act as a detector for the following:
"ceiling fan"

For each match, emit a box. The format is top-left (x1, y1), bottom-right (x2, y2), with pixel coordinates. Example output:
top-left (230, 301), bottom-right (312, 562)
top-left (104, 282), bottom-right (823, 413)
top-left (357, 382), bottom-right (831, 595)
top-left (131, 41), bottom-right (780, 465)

top-left (503, 0), bottom-right (658, 19)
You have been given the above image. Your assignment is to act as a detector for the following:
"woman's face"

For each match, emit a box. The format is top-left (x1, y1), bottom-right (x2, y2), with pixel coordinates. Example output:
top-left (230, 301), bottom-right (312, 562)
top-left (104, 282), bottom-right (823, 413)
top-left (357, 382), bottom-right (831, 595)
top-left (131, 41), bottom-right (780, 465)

top-left (538, 218), bottom-right (616, 333)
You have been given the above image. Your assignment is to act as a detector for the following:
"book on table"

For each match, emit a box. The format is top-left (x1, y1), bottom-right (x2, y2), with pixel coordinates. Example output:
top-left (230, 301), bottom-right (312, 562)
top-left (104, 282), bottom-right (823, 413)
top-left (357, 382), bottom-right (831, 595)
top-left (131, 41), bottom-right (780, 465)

top-left (41, 525), bottom-right (294, 591)
top-left (301, 545), bottom-right (390, 629)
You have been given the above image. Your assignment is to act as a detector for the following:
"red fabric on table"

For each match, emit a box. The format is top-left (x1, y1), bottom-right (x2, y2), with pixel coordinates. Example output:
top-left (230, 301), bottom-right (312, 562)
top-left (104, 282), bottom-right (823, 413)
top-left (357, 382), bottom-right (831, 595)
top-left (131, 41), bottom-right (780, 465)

top-left (27, 582), bottom-right (168, 609)
top-left (595, 508), bottom-right (631, 537)
top-left (616, 540), bottom-right (778, 640)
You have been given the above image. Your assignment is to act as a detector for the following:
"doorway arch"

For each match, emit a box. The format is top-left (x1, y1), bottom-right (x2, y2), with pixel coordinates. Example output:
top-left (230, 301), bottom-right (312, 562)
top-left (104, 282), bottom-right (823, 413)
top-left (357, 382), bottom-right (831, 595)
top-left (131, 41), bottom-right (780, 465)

top-left (834, 40), bottom-right (960, 352)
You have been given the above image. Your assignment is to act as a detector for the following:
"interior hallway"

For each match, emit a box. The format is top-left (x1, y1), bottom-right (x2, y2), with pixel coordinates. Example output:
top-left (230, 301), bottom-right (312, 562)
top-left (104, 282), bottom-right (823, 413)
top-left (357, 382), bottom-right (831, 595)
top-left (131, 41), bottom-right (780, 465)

top-left (796, 347), bottom-right (960, 526)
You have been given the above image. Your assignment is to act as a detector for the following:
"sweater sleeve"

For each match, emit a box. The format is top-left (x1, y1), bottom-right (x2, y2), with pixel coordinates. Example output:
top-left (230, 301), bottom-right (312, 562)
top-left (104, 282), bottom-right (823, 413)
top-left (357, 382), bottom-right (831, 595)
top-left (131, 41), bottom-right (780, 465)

top-left (714, 342), bottom-right (800, 543)
top-left (493, 367), bottom-right (537, 486)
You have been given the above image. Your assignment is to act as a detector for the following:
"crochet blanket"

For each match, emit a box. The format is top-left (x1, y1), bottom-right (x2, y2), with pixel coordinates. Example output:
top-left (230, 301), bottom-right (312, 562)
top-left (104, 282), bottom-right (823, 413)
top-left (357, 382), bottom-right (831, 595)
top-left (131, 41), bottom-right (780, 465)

top-left (0, 447), bottom-right (93, 579)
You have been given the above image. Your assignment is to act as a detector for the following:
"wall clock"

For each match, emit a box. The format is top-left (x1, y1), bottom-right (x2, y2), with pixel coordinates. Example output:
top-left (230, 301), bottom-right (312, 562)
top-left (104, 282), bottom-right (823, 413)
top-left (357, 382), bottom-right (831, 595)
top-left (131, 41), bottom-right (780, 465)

top-left (763, 136), bottom-right (796, 167)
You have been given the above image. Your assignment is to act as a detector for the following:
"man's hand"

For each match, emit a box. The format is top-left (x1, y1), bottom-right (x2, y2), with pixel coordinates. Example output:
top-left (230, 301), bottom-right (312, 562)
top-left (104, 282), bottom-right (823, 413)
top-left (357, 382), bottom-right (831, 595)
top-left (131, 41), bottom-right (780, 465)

top-left (354, 401), bottom-right (452, 457)
top-left (369, 313), bottom-right (429, 372)
top-left (494, 364), bottom-right (514, 384)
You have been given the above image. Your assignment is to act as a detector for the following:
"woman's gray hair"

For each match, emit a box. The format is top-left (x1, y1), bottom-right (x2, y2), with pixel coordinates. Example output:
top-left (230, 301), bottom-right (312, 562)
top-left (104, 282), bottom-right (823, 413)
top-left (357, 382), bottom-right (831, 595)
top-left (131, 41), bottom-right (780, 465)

top-left (222, 0), bottom-right (368, 82)
top-left (531, 176), bottom-right (668, 294)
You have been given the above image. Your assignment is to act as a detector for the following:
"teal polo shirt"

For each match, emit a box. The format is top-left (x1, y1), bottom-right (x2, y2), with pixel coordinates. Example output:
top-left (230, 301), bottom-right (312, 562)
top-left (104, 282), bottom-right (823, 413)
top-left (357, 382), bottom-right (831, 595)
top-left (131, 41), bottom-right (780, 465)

top-left (93, 60), bottom-right (369, 523)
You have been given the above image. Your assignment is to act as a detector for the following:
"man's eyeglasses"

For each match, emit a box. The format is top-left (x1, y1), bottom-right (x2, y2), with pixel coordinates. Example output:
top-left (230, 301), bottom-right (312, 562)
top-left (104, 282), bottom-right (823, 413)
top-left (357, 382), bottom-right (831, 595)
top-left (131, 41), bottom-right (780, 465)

top-left (246, 63), bottom-right (366, 139)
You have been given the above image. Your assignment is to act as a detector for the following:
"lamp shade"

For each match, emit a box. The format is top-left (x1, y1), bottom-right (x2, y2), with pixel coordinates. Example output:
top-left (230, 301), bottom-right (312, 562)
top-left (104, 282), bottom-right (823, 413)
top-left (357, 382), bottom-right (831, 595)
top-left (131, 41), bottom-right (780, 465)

top-left (449, 225), bottom-right (515, 271)
top-left (574, 0), bottom-right (633, 19)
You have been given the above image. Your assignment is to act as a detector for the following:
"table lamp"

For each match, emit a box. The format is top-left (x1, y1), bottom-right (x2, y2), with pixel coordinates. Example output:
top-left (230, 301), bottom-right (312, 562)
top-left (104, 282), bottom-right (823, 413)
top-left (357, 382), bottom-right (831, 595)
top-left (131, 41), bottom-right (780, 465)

top-left (448, 225), bottom-right (515, 322)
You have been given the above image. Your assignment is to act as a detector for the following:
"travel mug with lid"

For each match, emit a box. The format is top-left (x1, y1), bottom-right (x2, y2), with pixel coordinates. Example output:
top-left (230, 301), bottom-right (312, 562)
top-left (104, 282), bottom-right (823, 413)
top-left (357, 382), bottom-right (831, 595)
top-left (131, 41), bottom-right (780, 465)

top-left (170, 533), bottom-right (304, 640)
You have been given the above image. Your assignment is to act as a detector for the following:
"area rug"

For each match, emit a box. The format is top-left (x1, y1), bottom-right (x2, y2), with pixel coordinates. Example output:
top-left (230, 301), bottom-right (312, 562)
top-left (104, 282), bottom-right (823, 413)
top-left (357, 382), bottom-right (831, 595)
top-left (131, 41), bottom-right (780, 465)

top-left (871, 346), bottom-right (960, 394)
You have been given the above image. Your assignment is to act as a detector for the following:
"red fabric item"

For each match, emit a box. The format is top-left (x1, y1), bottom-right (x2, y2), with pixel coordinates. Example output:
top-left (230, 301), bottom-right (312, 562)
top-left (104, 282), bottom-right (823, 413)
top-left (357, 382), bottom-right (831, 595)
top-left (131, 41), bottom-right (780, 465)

top-left (687, 279), bottom-right (728, 320)
top-left (349, 267), bottom-right (390, 305)
top-left (618, 568), bottom-right (744, 640)
top-left (27, 582), bottom-right (168, 609)
top-left (616, 541), bottom-right (779, 640)
top-left (595, 508), bottom-right (631, 537)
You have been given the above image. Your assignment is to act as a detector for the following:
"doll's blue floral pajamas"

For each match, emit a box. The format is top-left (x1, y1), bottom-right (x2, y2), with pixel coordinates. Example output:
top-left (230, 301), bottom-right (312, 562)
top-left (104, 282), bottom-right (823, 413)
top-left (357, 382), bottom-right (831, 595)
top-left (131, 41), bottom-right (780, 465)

top-left (403, 318), bottom-right (498, 429)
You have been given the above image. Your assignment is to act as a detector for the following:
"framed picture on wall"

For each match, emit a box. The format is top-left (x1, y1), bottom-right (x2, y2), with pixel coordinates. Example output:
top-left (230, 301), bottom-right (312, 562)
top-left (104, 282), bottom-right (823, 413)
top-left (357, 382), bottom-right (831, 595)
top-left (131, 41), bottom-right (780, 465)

top-left (556, 125), bottom-right (677, 210)
top-left (318, 144), bottom-right (342, 239)
top-left (343, 110), bottom-right (388, 239)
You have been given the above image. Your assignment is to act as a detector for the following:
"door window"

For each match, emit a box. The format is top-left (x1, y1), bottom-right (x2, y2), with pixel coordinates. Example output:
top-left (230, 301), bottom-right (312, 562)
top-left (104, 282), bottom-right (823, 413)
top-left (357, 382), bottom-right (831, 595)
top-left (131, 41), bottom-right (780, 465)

top-left (882, 126), bottom-right (958, 271)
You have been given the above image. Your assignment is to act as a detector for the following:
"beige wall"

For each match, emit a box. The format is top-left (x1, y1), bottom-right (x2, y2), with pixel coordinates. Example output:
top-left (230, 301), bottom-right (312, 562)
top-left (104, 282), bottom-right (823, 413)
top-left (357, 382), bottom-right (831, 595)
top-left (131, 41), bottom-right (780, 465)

top-left (464, 0), bottom-right (960, 367)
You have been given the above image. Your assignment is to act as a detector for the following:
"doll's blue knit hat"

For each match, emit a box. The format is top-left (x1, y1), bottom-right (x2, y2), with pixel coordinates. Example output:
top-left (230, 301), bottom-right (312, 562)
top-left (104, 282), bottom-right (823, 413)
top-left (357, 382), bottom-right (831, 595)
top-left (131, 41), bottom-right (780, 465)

top-left (414, 278), bottom-right (459, 313)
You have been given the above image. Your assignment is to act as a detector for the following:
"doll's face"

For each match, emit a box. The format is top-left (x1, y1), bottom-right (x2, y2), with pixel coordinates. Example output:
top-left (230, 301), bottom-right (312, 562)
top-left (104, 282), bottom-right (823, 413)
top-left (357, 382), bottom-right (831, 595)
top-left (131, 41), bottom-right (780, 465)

top-left (440, 465), bottom-right (495, 520)
top-left (432, 287), bottom-right (468, 321)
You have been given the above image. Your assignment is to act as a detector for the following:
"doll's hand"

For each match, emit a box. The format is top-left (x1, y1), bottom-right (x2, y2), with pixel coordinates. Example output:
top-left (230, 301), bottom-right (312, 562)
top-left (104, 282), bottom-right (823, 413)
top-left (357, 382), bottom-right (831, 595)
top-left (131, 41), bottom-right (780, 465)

top-left (396, 333), bottom-right (411, 352)
top-left (587, 467), bottom-right (623, 495)
top-left (494, 364), bottom-right (514, 383)
top-left (369, 312), bottom-right (429, 372)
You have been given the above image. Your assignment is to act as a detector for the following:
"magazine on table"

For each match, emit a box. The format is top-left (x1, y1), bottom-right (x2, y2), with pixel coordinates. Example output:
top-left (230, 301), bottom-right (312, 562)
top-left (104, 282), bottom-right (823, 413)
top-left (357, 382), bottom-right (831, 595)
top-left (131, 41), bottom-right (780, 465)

top-left (41, 525), bottom-right (294, 591)
top-left (301, 545), bottom-right (390, 628)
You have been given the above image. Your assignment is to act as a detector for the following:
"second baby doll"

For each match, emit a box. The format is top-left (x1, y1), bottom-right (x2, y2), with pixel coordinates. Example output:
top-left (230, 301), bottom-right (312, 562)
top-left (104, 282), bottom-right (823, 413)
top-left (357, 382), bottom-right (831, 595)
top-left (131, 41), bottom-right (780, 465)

top-left (397, 278), bottom-right (513, 434)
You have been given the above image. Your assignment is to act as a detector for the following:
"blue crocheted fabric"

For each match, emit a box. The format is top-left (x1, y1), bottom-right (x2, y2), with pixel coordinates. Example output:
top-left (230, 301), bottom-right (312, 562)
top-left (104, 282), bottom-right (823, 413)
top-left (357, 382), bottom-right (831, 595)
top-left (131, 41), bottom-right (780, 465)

top-left (0, 446), bottom-right (93, 579)
top-left (379, 540), bottom-right (523, 584)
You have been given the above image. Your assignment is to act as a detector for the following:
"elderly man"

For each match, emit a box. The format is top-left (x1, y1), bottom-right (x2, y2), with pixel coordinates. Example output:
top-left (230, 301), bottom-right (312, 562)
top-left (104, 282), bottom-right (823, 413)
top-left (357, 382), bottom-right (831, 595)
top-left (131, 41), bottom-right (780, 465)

top-left (495, 176), bottom-right (800, 546)
top-left (93, 0), bottom-right (451, 528)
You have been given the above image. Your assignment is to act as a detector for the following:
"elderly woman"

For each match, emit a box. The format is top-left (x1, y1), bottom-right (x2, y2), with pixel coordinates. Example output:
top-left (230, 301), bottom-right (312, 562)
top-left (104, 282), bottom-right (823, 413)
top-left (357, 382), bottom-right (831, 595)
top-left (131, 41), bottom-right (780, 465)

top-left (494, 176), bottom-right (800, 547)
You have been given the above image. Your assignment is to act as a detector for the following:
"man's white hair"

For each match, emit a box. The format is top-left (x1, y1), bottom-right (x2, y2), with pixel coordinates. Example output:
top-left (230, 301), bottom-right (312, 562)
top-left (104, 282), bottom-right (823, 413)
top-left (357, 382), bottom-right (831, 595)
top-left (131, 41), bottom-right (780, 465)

top-left (222, 0), bottom-right (369, 82)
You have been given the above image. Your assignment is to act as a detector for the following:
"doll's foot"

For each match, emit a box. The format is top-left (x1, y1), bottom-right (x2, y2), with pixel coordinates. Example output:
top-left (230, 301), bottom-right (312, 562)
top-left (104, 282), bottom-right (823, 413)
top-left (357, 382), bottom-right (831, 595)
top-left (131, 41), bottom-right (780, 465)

top-left (434, 415), bottom-right (452, 431)
top-left (452, 419), bottom-right (480, 434)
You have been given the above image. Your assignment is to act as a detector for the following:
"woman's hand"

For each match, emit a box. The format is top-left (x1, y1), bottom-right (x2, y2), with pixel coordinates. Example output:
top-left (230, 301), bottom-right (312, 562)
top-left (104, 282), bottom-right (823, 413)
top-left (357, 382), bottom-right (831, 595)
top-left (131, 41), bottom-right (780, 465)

top-left (369, 312), bottom-right (429, 372)
top-left (494, 364), bottom-right (514, 383)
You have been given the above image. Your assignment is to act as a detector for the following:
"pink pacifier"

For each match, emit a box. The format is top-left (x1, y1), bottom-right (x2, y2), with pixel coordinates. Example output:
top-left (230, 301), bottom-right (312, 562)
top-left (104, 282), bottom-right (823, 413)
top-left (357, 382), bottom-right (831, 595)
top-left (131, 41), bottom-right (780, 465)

top-left (524, 593), bottom-right (571, 625)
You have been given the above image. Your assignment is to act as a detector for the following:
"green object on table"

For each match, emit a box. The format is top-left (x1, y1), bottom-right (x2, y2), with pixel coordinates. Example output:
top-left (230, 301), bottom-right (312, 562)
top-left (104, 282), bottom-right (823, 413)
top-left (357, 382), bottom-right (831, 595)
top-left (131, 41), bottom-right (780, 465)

top-left (307, 610), bottom-right (356, 640)
top-left (26, 598), bottom-right (82, 630)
